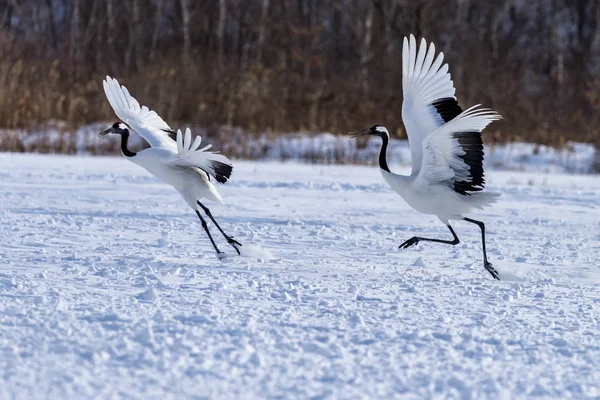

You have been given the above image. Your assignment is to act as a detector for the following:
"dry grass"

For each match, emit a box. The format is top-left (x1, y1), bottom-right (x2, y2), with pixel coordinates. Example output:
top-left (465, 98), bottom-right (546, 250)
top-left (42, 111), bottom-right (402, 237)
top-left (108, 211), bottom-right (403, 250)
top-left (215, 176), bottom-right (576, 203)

top-left (0, 50), bottom-right (598, 155)
top-left (0, 54), bottom-right (483, 138)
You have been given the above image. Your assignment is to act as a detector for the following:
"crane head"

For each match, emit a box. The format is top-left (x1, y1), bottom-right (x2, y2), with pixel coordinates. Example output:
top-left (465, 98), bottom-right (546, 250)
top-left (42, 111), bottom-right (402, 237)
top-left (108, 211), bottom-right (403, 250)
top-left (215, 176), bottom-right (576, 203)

top-left (98, 122), bottom-right (128, 136)
top-left (349, 125), bottom-right (389, 138)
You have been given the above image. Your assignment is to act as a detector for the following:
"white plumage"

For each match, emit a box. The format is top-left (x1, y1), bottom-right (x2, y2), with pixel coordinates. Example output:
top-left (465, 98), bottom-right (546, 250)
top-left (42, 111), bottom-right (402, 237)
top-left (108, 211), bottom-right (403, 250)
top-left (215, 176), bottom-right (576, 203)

top-left (103, 76), bottom-right (174, 149)
top-left (351, 35), bottom-right (502, 280)
top-left (401, 34), bottom-right (457, 173)
top-left (99, 76), bottom-right (241, 258)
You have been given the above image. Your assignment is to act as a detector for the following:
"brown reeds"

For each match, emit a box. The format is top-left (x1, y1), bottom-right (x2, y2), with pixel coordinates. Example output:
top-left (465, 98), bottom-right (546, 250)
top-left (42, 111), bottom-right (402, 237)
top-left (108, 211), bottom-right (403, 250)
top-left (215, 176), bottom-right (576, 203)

top-left (0, 0), bottom-right (598, 157)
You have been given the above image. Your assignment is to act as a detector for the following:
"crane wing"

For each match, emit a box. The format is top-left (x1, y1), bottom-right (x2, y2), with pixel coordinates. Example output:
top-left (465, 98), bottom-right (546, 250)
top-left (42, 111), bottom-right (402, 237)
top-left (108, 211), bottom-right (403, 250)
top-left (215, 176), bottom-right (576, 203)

top-left (172, 128), bottom-right (233, 184)
top-left (103, 76), bottom-right (176, 149)
top-left (402, 35), bottom-right (462, 175)
top-left (414, 105), bottom-right (501, 195)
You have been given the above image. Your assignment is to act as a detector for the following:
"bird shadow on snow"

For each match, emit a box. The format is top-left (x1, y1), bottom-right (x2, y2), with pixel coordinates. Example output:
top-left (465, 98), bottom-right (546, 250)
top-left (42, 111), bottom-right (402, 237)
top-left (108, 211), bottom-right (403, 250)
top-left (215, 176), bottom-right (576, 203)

top-left (236, 243), bottom-right (275, 261)
top-left (193, 243), bottom-right (275, 264)
top-left (495, 264), bottom-right (528, 282)
top-left (152, 243), bottom-right (275, 270)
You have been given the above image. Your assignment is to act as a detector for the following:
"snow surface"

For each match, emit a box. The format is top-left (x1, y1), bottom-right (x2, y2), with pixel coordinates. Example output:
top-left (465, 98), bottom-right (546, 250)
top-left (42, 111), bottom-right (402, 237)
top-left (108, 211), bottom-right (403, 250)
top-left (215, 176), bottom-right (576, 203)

top-left (1, 153), bottom-right (599, 399)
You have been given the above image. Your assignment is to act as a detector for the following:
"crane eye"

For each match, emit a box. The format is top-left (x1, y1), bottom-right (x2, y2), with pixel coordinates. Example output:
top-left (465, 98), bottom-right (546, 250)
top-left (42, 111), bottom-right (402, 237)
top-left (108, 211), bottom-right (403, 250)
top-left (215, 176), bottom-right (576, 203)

top-left (113, 122), bottom-right (120, 129)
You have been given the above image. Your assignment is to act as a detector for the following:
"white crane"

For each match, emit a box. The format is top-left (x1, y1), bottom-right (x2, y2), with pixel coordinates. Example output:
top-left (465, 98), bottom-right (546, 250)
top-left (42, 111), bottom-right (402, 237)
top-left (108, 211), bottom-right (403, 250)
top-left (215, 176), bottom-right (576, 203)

top-left (351, 35), bottom-right (502, 280)
top-left (98, 76), bottom-right (241, 259)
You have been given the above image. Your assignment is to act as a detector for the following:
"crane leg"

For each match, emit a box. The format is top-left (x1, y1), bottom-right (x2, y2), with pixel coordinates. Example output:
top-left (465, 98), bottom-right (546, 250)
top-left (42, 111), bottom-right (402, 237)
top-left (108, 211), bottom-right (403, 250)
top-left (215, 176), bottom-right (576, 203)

top-left (463, 218), bottom-right (499, 280)
top-left (197, 201), bottom-right (242, 255)
top-left (399, 225), bottom-right (460, 249)
top-left (195, 210), bottom-right (223, 257)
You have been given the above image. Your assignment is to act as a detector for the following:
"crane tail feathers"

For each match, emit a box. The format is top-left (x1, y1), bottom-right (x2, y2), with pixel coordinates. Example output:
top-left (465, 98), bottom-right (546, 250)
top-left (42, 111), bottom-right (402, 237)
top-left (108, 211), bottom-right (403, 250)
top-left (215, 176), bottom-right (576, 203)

top-left (467, 191), bottom-right (501, 210)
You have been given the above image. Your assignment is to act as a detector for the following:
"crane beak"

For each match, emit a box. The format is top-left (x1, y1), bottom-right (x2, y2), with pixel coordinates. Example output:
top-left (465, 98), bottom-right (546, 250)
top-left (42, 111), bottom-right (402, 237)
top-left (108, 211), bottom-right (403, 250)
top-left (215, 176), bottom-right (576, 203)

top-left (349, 129), bottom-right (369, 138)
top-left (98, 127), bottom-right (113, 137)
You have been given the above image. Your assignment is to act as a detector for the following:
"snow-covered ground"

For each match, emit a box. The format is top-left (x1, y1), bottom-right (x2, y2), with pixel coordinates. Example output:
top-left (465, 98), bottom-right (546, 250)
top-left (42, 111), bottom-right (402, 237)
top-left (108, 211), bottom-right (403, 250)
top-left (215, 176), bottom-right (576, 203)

top-left (1, 153), bottom-right (599, 399)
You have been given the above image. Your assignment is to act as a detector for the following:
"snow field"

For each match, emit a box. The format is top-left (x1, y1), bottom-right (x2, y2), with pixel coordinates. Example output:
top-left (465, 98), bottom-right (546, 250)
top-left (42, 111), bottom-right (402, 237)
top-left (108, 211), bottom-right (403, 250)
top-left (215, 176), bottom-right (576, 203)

top-left (0, 153), bottom-right (599, 399)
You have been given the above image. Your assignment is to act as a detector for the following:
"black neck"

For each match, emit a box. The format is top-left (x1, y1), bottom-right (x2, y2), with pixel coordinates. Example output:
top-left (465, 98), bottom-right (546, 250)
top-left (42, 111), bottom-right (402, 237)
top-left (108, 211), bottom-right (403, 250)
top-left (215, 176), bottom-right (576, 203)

top-left (378, 133), bottom-right (390, 172)
top-left (120, 131), bottom-right (136, 157)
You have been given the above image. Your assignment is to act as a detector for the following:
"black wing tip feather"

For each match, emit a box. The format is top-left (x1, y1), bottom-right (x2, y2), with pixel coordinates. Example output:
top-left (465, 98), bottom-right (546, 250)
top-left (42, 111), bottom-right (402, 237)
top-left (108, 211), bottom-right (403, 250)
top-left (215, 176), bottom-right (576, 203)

top-left (452, 131), bottom-right (485, 196)
top-left (212, 161), bottom-right (233, 184)
top-left (432, 98), bottom-right (463, 123)
top-left (161, 128), bottom-right (178, 141)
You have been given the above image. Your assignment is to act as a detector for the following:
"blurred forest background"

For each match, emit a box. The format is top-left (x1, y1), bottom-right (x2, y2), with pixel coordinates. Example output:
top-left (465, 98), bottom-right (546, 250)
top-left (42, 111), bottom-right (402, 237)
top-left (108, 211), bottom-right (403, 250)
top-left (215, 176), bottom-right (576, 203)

top-left (0, 0), bottom-right (599, 152)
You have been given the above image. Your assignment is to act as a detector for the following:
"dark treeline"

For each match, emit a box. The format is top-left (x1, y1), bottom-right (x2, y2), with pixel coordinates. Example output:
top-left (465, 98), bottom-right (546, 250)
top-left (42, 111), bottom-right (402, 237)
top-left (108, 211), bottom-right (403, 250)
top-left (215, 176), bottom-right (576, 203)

top-left (0, 0), bottom-right (599, 146)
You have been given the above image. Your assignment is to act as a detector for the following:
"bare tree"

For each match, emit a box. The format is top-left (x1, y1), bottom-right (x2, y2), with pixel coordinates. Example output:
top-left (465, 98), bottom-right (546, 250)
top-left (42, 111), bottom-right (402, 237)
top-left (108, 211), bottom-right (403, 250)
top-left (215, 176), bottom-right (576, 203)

top-left (151, 0), bottom-right (165, 60)
top-left (180, 0), bottom-right (191, 63)
top-left (256, 0), bottom-right (270, 64)
top-left (217, 0), bottom-right (227, 69)
top-left (69, 0), bottom-right (80, 65)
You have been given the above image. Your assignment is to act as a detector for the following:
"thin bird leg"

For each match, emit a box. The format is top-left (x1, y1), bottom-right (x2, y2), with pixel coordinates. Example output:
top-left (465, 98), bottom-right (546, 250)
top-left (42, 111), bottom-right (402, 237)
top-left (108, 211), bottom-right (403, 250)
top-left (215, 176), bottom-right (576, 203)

top-left (195, 210), bottom-right (223, 256)
top-left (197, 201), bottom-right (242, 255)
top-left (464, 218), bottom-right (500, 280)
top-left (399, 225), bottom-right (460, 249)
